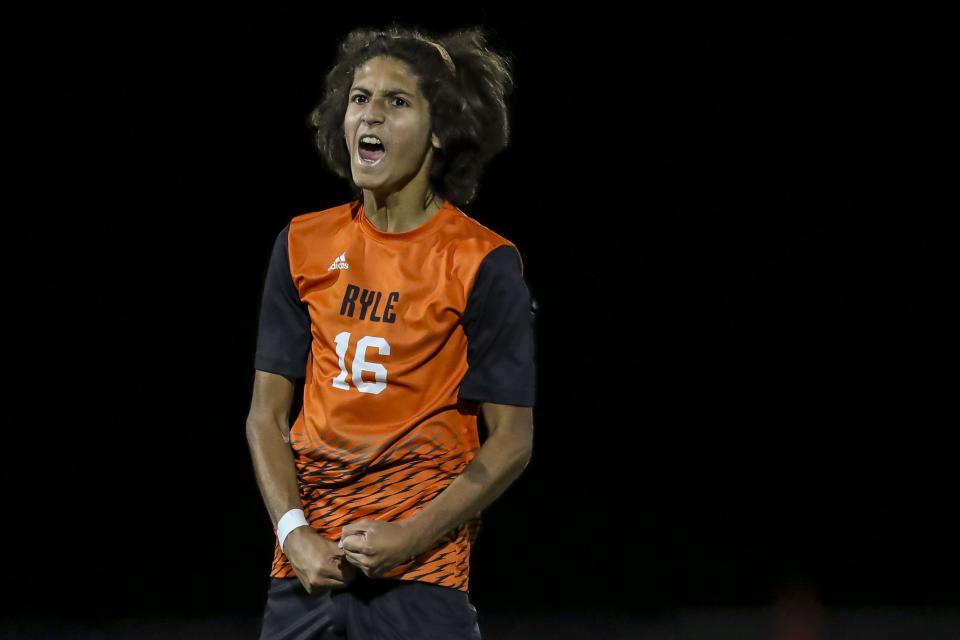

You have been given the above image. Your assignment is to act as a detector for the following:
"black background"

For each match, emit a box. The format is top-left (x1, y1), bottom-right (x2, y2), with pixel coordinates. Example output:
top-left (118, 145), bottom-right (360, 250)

top-left (3, 3), bottom-right (955, 625)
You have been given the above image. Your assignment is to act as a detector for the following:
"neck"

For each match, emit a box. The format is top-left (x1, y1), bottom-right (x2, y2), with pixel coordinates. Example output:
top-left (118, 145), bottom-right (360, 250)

top-left (362, 188), bottom-right (443, 233)
top-left (361, 149), bottom-right (442, 233)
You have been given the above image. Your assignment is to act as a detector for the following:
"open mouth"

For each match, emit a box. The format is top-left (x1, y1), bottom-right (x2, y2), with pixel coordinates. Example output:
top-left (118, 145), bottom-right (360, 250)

top-left (358, 137), bottom-right (386, 165)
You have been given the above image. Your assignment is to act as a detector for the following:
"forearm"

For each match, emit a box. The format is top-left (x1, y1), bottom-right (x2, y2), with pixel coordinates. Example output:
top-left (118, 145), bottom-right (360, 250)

top-left (405, 425), bottom-right (532, 554)
top-left (246, 417), bottom-right (303, 529)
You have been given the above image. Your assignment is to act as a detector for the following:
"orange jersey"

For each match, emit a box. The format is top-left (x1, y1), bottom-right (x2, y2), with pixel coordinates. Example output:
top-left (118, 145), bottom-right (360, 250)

top-left (253, 198), bottom-right (536, 592)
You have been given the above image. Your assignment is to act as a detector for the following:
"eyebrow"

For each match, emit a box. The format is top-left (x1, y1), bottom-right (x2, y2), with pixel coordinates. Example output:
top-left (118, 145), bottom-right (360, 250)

top-left (350, 86), bottom-right (415, 99)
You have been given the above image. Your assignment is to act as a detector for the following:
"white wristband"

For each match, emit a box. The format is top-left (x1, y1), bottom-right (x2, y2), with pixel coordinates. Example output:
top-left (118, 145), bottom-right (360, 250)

top-left (276, 508), bottom-right (309, 552)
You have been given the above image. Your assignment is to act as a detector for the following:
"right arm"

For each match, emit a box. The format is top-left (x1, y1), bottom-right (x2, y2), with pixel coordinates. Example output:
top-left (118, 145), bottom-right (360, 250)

top-left (245, 369), bottom-right (302, 528)
top-left (248, 223), bottom-right (355, 592)
top-left (246, 370), bottom-right (357, 592)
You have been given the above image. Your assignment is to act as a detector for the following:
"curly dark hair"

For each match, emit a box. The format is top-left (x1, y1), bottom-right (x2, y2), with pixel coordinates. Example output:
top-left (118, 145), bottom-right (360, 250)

top-left (307, 24), bottom-right (515, 207)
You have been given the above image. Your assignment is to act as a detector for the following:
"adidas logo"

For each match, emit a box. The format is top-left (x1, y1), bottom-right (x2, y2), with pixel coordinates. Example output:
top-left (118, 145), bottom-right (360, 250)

top-left (328, 252), bottom-right (350, 271)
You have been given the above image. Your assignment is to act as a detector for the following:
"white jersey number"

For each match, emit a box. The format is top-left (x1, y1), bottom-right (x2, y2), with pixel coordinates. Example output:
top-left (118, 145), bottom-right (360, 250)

top-left (332, 331), bottom-right (391, 394)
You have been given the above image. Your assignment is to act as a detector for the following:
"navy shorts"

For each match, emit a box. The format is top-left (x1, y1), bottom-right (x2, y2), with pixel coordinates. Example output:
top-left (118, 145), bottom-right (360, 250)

top-left (257, 574), bottom-right (482, 640)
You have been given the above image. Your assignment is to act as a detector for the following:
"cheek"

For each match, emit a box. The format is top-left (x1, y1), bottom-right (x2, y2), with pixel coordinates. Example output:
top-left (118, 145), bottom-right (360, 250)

top-left (343, 124), bottom-right (355, 150)
top-left (343, 112), bottom-right (358, 134)
top-left (396, 128), bottom-right (425, 157)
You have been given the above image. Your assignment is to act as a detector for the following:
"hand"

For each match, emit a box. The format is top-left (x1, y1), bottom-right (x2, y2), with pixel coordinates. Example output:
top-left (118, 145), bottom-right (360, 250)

top-left (283, 526), bottom-right (358, 594)
top-left (339, 519), bottom-right (421, 579)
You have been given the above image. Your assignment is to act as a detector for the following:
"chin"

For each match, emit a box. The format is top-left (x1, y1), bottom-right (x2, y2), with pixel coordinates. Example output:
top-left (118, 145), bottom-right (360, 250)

top-left (354, 179), bottom-right (393, 199)
top-left (353, 175), bottom-right (383, 190)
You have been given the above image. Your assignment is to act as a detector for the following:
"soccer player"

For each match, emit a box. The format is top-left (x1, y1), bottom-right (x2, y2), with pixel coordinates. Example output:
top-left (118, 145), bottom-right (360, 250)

top-left (246, 24), bottom-right (536, 639)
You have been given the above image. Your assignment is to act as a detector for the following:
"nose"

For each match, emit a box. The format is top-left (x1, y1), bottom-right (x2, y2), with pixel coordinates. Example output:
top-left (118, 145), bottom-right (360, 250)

top-left (361, 98), bottom-right (385, 126)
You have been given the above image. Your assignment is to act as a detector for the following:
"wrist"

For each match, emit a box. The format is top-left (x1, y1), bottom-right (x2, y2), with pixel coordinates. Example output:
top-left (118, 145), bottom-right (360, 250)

top-left (402, 512), bottom-right (437, 557)
top-left (276, 508), bottom-right (310, 552)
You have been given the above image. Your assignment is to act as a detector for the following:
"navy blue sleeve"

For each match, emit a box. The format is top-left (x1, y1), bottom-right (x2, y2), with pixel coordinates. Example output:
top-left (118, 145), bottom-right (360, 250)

top-left (458, 245), bottom-right (537, 407)
top-left (253, 223), bottom-right (311, 378)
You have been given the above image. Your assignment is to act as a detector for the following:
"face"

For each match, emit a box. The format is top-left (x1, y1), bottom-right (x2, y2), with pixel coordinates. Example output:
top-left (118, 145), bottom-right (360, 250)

top-left (344, 55), bottom-right (441, 195)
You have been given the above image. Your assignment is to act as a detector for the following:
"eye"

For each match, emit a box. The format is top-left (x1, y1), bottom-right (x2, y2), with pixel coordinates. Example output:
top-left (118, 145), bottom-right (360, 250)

top-left (351, 94), bottom-right (367, 104)
top-left (392, 97), bottom-right (408, 107)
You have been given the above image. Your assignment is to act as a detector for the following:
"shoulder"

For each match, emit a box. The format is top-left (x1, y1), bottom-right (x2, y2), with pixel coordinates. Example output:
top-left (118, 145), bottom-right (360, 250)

top-left (442, 203), bottom-right (526, 274)
top-left (445, 203), bottom-right (516, 248)
top-left (284, 200), bottom-right (358, 261)
top-left (452, 207), bottom-right (523, 274)
top-left (289, 200), bottom-right (357, 233)
top-left (263, 201), bottom-right (356, 278)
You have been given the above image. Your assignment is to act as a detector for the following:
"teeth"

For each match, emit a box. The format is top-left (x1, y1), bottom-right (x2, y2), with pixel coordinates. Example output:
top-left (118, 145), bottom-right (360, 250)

top-left (360, 135), bottom-right (383, 145)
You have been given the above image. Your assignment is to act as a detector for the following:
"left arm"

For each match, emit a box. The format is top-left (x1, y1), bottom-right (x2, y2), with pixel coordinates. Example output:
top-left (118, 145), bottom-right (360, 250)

top-left (340, 402), bottom-right (533, 575)
top-left (406, 402), bottom-right (533, 547)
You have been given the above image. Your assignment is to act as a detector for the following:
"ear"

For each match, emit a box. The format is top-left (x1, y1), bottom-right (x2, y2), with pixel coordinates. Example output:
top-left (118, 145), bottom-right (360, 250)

top-left (431, 132), bottom-right (441, 150)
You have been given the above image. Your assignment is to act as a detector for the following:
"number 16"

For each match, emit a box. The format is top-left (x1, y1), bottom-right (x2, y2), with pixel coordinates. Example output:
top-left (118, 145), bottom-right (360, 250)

top-left (331, 331), bottom-right (391, 394)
